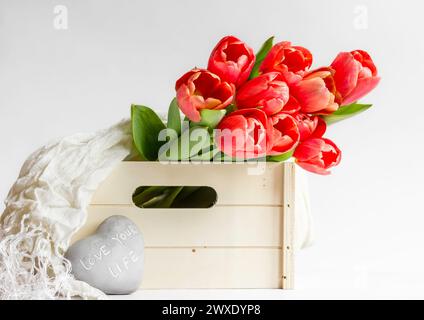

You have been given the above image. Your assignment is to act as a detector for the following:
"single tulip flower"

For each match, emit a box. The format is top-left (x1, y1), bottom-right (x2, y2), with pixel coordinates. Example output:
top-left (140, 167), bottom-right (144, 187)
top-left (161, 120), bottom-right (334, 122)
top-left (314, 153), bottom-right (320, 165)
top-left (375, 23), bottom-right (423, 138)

top-left (331, 50), bottom-right (380, 105)
top-left (208, 36), bottom-right (255, 87)
top-left (294, 137), bottom-right (341, 175)
top-left (268, 113), bottom-right (300, 156)
top-left (290, 67), bottom-right (341, 114)
top-left (216, 108), bottom-right (269, 159)
top-left (282, 96), bottom-right (302, 114)
top-left (175, 69), bottom-right (235, 122)
top-left (260, 41), bottom-right (313, 84)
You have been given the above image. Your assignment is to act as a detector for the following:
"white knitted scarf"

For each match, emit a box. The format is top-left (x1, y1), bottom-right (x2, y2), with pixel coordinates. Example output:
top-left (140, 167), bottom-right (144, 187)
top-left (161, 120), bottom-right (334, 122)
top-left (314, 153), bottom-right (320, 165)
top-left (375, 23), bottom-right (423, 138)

top-left (0, 120), bottom-right (132, 299)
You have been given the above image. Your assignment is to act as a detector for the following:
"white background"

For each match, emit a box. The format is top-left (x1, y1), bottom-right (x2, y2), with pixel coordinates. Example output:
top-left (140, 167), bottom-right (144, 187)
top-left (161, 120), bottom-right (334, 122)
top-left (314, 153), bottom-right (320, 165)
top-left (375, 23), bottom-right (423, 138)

top-left (1, 0), bottom-right (424, 299)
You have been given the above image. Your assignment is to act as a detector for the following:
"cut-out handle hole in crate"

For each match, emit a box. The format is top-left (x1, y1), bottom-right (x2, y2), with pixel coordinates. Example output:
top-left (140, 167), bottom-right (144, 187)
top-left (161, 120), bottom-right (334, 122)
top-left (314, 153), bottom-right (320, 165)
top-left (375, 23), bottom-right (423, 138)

top-left (132, 186), bottom-right (218, 209)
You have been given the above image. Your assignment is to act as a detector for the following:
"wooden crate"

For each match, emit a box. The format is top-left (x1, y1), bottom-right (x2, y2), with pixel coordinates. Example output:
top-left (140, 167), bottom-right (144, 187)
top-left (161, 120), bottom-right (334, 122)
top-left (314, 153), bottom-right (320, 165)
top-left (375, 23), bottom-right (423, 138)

top-left (72, 161), bottom-right (295, 289)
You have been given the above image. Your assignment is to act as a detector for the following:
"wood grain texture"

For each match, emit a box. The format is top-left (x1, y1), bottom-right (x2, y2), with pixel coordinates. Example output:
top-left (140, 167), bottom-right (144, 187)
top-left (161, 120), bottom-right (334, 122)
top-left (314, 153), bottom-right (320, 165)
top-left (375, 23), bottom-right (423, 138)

top-left (282, 162), bottom-right (295, 289)
top-left (141, 247), bottom-right (282, 289)
top-left (73, 162), bottom-right (296, 289)
top-left (90, 162), bottom-right (285, 206)
top-left (73, 205), bottom-right (283, 247)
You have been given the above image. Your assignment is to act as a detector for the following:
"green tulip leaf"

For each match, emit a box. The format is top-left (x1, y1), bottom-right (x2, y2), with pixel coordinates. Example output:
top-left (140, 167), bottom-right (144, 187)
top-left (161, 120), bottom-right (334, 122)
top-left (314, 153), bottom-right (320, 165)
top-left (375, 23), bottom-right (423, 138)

top-left (225, 104), bottom-right (237, 114)
top-left (212, 151), bottom-right (234, 163)
top-left (267, 150), bottom-right (294, 162)
top-left (159, 126), bottom-right (212, 161)
top-left (149, 186), bottom-right (184, 208)
top-left (173, 186), bottom-right (201, 203)
top-left (249, 36), bottom-right (275, 79)
top-left (133, 186), bottom-right (168, 207)
top-left (192, 144), bottom-right (220, 161)
top-left (322, 102), bottom-right (373, 125)
top-left (190, 109), bottom-right (226, 129)
top-left (167, 98), bottom-right (182, 136)
top-left (172, 186), bottom-right (217, 208)
top-left (131, 104), bottom-right (166, 161)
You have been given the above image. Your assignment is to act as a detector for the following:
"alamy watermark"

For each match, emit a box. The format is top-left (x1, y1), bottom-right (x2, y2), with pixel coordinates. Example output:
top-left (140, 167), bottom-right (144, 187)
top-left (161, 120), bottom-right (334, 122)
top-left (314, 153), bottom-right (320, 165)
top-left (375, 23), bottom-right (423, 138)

top-left (53, 5), bottom-right (68, 30)
top-left (353, 5), bottom-right (368, 30)
top-left (156, 122), bottom-right (268, 175)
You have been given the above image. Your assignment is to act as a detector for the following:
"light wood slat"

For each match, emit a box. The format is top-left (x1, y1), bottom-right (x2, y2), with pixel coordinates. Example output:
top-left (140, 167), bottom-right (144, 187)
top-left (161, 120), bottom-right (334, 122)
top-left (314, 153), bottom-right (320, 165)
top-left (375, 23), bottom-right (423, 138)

top-left (75, 161), bottom-right (296, 289)
top-left (282, 162), bottom-right (295, 289)
top-left (90, 162), bottom-right (285, 206)
top-left (73, 205), bottom-right (283, 247)
top-left (141, 248), bottom-right (281, 289)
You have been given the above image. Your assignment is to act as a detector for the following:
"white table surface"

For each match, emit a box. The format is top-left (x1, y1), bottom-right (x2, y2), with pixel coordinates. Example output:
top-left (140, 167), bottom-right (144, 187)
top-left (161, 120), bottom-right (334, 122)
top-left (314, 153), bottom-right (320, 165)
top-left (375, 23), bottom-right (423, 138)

top-left (109, 270), bottom-right (424, 300)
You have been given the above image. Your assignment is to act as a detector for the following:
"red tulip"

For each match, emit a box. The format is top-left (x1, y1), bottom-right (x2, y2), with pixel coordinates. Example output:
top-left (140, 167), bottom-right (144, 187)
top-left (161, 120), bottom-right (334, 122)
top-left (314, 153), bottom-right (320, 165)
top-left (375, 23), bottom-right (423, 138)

top-left (268, 113), bottom-right (300, 156)
top-left (260, 41), bottom-right (313, 84)
top-left (216, 108), bottom-right (269, 159)
top-left (175, 69), bottom-right (235, 122)
top-left (331, 50), bottom-right (380, 105)
top-left (208, 36), bottom-right (255, 87)
top-left (294, 113), bottom-right (326, 141)
top-left (294, 138), bottom-right (341, 175)
top-left (236, 72), bottom-right (290, 115)
top-left (290, 67), bottom-right (341, 114)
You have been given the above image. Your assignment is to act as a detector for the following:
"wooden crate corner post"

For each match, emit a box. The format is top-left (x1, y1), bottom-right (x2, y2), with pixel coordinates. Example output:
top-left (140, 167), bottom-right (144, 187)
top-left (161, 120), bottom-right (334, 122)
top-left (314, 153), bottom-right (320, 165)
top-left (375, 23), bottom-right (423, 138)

top-left (282, 162), bottom-right (295, 289)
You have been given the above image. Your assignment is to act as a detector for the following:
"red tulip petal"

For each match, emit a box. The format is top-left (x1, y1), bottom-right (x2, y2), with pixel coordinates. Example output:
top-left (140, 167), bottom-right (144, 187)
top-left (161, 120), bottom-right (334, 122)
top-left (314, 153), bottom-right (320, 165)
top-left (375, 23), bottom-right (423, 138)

top-left (295, 114), bottom-right (327, 141)
top-left (292, 77), bottom-right (334, 113)
top-left (321, 138), bottom-right (342, 167)
top-left (331, 52), bottom-right (361, 98)
top-left (216, 108), bottom-right (270, 159)
top-left (192, 71), bottom-right (221, 97)
top-left (294, 138), bottom-right (325, 161)
top-left (312, 116), bottom-right (327, 139)
top-left (236, 74), bottom-right (272, 105)
top-left (211, 82), bottom-right (235, 109)
top-left (342, 76), bottom-right (381, 105)
top-left (296, 160), bottom-right (331, 175)
top-left (260, 41), bottom-right (313, 77)
top-left (351, 50), bottom-right (378, 76)
top-left (268, 113), bottom-right (300, 155)
top-left (176, 84), bottom-right (202, 122)
top-left (208, 36), bottom-right (255, 87)
top-left (236, 72), bottom-right (289, 114)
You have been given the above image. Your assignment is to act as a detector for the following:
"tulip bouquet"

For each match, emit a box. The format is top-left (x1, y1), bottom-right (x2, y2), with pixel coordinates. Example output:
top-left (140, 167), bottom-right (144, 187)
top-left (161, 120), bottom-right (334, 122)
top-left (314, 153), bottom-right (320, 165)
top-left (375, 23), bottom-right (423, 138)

top-left (131, 35), bottom-right (380, 207)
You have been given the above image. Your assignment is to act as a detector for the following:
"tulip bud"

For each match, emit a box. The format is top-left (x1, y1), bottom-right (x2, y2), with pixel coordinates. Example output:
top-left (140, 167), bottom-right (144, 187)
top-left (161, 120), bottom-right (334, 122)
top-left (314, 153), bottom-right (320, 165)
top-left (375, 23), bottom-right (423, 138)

top-left (331, 50), bottom-right (380, 105)
top-left (294, 138), bottom-right (341, 175)
top-left (260, 41), bottom-right (313, 85)
top-left (208, 36), bottom-right (255, 87)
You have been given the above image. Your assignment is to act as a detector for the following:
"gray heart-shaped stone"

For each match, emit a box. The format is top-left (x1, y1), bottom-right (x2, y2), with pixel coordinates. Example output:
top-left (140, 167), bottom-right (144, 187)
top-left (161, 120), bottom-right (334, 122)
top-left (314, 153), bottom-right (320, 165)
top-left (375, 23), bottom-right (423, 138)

top-left (66, 215), bottom-right (144, 295)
